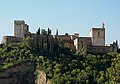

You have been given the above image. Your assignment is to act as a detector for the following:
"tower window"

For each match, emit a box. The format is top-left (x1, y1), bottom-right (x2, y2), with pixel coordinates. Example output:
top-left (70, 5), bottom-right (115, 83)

top-left (97, 32), bottom-right (100, 38)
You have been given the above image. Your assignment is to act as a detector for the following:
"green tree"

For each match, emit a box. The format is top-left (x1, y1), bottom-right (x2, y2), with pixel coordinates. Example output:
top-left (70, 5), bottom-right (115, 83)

top-left (36, 27), bottom-right (40, 35)
top-left (47, 28), bottom-right (51, 35)
top-left (65, 33), bottom-right (69, 35)
top-left (0, 44), bottom-right (3, 48)
top-left (56, 29), bottom-right (58, 36)
top-left (106, 53), bottom-right (120, 83)
top-left (41, 29), bottom-right (47, 35)
top-left (22, 37), bottom-right (35, 50)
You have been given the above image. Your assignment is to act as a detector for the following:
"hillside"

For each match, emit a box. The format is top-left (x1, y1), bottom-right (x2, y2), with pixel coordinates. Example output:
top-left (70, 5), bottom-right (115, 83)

top-left (0, 37), bottom-right (120, 84)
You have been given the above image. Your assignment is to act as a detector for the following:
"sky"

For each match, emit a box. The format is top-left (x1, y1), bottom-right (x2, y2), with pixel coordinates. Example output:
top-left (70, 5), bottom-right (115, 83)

top-left (0, 0), bottom-right (120, 46)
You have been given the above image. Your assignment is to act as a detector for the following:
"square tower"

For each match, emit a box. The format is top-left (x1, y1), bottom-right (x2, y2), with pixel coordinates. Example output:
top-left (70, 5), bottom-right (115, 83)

top-left (90, 27), bottom-right (105, 46)
top-left (14, 20), bottom-right (29, 38)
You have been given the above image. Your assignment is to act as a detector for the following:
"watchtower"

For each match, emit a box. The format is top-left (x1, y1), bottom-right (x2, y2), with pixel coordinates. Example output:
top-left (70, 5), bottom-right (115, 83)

top-left (14, 20), bottom-right (29, 38)
top-left (90, 23), bottom-right (105, 46)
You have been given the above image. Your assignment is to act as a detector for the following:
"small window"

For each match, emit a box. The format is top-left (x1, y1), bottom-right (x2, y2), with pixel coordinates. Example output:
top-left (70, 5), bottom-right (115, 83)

top-left (97, 32), bottom-right (100, 38)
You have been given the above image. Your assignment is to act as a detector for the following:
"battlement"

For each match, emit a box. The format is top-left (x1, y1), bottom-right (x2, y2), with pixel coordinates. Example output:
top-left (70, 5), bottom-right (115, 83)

top-left (14, 20), bottom-right (25, 24)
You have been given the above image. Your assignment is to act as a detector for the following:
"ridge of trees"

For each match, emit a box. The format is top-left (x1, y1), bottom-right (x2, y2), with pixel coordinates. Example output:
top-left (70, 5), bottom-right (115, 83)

top-left (0, 37), bottom-right (120, 83)
top-left (36, 28), bottom-right (51, 35)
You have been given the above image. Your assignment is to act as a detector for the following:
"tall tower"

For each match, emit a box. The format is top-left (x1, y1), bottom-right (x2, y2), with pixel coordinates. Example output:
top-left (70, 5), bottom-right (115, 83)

top-left (90, 23), bottom-right (105, 46)
top-left (14, 20), bottom-right (29, 38)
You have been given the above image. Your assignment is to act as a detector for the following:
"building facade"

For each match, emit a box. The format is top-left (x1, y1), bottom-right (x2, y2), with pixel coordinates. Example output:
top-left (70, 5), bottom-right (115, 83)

top-left (2, 20), bottom-right (119, 54)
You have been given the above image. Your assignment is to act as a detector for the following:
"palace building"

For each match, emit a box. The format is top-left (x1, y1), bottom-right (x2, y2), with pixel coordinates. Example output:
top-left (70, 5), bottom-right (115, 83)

top-left (2, 20), bottom-right (119, 54)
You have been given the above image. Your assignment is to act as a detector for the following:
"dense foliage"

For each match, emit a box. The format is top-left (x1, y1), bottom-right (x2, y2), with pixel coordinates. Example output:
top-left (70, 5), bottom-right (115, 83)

top-left (0, 37), bottom-right (120, 84)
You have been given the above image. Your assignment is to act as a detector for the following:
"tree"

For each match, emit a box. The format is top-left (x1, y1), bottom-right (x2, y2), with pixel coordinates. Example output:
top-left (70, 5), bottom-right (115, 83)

top-left (65, 33), bottom-right (69, 36)
top-left (22, 37), bottom-right (36, 50)
top-left (47, 28), bottom-right (51, 35)
top-left (41, 29), bottom-right (47, 35)
top-left (106, 53), bottom-right (120, 83)
top-left (56, 29), bottom-right (58, 36)
top-left (0, 44), bottom-right (3, 48)
top-left (36, 27), bottom-right (40, 35)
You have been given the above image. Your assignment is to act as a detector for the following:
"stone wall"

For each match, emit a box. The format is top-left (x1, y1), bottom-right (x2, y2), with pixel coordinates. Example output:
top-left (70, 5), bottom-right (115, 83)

top-left (0, 61), bottom-right (50, 84)
top-left (87, 45), bottom-right (113, 54)
top-left (2, 36), bottom-right (22, 45)
top-left (0, 61), bottom-right (36, 84)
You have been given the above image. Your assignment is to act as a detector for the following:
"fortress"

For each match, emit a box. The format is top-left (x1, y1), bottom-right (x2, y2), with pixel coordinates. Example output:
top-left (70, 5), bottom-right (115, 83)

top-left (2, 20), bottom-right (119, 54)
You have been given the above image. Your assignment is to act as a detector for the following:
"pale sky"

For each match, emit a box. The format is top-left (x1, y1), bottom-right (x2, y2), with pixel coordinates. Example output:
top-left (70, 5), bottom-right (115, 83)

top-left (0, 0), bottom-right (120, 46)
